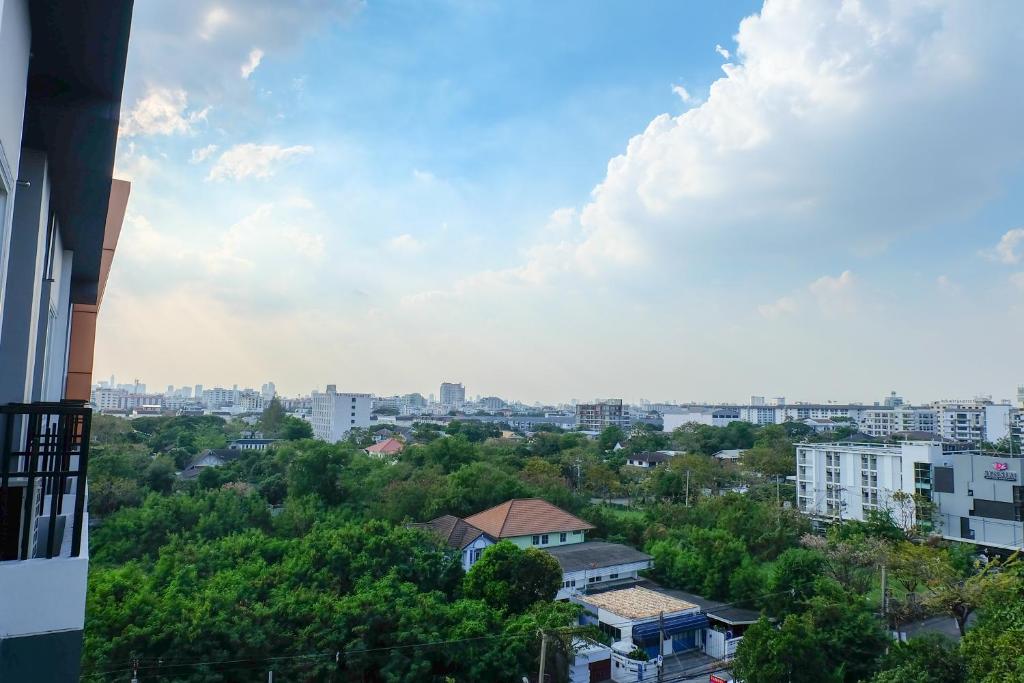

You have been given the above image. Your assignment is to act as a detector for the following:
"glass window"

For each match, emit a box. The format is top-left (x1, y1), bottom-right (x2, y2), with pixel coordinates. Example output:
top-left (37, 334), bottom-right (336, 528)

top-left (559, 532), bottom-right (567, 543)
top-left (541, 534), bottom-right (549, 545)
top-left (532, 535), bottom-right (540, 545)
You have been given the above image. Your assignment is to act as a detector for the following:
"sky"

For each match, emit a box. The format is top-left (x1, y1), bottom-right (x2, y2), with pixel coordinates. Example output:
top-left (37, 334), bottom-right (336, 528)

top-left (96, 0), bottom-right (1024, 406)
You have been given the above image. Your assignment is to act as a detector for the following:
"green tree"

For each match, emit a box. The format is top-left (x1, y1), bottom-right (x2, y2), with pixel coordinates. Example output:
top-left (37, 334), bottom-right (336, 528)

top-left (872, 634), bottom-right (965, 683)
top-left (280, 415), bottom-right (313, 440)
top-left (464, 541), bottom-right (562, 613)
top-left (734, 616), bottom-right (838, 683)
top-left (765, 547), bottom-right (825, 617)
top-left (258, 396), bottom-right (286, 435)
top-left (598, 425), bottom-right (625, 451)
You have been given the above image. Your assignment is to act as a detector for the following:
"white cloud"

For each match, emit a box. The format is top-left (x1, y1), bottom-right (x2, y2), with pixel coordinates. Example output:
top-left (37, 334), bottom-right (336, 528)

top-left (207, 143), bottom-right (314, 181)
top-left (388, 234), bottom-right (423, 253)
top-left (424, 0), bottom-right (1024, 303)
top-left (809, 271), bottom-right (856, 317)
top-left (200, 6), bottom-right (232, 40)
top-left (190, 144), bottom-right (219, 164)
top-left (671, 84), bottom-right (692, 103)
top-left (119, 87), bottom-right (209, 138)
top-left (241, 48), bottom-right (264, 79)
top-left (715, 44), bottom-right (731, 60)
top-left (758, 296), bottom-right (799, 319)
top-left (985, 228), bottom-right (1024, 264)
top-left (1011, 272), bottom-right (1024, 290)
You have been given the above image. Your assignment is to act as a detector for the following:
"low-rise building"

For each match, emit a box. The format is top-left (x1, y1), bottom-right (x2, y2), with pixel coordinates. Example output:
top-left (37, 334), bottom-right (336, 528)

top-left (409, 515), bottom-right (495, 572)
top-left (365, 437), bottom-right (404, 457)
top-left (625, 452), bottom-right (670, 469)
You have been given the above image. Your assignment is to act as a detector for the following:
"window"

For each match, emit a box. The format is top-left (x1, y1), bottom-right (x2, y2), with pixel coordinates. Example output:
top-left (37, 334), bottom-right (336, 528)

top-left (559, 532), bottom-right (566, 543)
top-left (588, 575), bottom-right (601, 583)
top-left (532, 535), bottom-right (540, 545)
top-left (609, 573), bottom-right (619, 579)
top-left (472, 548), bottom-right (483, 563)
top-left (541, 534), bottom-right (549, 545)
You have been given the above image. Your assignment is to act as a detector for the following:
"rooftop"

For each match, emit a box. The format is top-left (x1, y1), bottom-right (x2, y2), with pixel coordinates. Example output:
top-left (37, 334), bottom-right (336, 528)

top-left (544, 541), bottom-right (652, 573)
top-left (465, 499), bottom-right (595, 538)
top-left (579, 586), bottom-right (698, 620)
top-left (366, 437), bottom-right (405, 455)
top-left (409, 515), bottom-right (491, 550)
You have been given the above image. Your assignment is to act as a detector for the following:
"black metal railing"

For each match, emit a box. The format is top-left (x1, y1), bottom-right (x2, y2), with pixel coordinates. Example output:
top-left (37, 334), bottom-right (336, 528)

top-left (0, 401), bottom-right (91, 560)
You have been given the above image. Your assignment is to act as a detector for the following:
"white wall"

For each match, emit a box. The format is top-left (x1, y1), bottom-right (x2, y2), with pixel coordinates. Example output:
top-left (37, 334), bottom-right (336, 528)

top-left (0, 0), bottom-right (30, 336)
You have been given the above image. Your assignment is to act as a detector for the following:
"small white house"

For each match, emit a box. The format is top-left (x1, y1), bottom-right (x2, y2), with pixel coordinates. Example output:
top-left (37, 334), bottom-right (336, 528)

top-left (625, 452), bottom-right (670, 469)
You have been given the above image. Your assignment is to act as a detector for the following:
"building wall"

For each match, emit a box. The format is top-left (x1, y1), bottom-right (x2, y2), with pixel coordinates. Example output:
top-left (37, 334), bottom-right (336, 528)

top-left (506, 530), bottom-right (586, 550)
top-left (0, 1), bottom-right (29, 279)
top-left (460, 536), bottom-right (494, 572)
top-left (311, 389), bottom-right (372, 442)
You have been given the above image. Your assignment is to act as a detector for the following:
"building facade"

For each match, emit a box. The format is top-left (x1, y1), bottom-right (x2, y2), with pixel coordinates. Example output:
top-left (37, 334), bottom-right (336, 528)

top-left (576, 399), bottom-right (632, 432)
top-left (796, 441), bottom-right (1023, 551)
top-left (0, 2), bottom-right (133, 679)
top-left (439, 381), bottom-right (466, 408)
top-left (310, 385), bottom-right (372, 442)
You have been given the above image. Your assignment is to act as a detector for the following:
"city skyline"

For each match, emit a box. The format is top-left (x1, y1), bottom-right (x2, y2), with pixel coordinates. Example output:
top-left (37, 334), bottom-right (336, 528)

top-left (95, 0), bottom-right (1024, 404)
top-left (90, 372), bottom-right (1024, 409)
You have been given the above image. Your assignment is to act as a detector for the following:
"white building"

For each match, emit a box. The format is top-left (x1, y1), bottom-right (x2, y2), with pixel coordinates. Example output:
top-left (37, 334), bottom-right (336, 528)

top-left (796, 440), bottom-right (1024, 551)
top-left (576, 399), bottom-right (632, 432)
top-left (90, 387), bottom-right (127, 412)
top-left (439, 381), bottom-right (466, 408)
top-left (310, 385), bottom-right (372, 442)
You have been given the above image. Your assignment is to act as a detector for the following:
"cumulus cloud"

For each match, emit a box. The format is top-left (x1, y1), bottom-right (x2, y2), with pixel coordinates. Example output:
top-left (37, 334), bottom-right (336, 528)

top-left (241, 48), bottom-right (264, 79)
top-left (758, 296), bottom-right (799, 319)
top-left (119, 87), bottom-right (209, 137)
top-left (207, 143), bottom-right (314, 181)
top-left (388, 234), bottom-right (424, 253)
top-left (671, 84), bottom-right (692, 103)
top-left (190, 144), bottom-right (219, 164)
top-left (715, 44), bottom-right (731, 60)
top-left (810, 271), bottom-right (856, 317)
top-left (417, 0), bottom-right (1024, 304)
top-left (985, 228), bottom-right (1024, 264)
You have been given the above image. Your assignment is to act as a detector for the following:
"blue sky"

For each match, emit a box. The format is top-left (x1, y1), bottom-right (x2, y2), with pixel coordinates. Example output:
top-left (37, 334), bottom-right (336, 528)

top-left (97, 0), bottom-right (1024, 404)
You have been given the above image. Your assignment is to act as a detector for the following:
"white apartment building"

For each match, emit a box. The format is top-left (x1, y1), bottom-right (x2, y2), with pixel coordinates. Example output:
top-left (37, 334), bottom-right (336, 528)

top-left (576, 399), bottom-right (632, 432)
top-left (202, 387), bottom-right (240, 409)
top-left (796, 441), bottom-right (1024, 551)
top-left (859, 406), bottom-right (939, 438)
top-left (91, 387), bottom-right (127, 412)
top-left (238, 391), bottom-right (264, 413)
top-left (310, 385), bottom-right (372, 442)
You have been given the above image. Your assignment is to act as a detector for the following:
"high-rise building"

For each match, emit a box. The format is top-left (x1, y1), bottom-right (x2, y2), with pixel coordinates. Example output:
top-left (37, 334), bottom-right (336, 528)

top-left (440, 382), bottom-right (466, 408)
top-left (310, 385), bottom-right (372, 442)
top-left (575, 399), bottom-right (631, 432)
top-left (0, 4), bottom-right (133, 678)
top-left (261, 381), bottom-right (276, 402)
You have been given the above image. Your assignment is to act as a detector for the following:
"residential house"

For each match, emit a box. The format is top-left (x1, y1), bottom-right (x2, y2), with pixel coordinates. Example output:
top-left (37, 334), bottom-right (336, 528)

top-left (625, 452), bottom-right (670, 469)
top-left (465, 499), bottom-right (653, 598)
top-left (713, 449), bottom-right (745, 461)
top-left (179, 449), bottom-right (242, 480)
top-left (409, 515), bottom-right (495, 572)
top-left (365, 437), bottom-right (404, 457)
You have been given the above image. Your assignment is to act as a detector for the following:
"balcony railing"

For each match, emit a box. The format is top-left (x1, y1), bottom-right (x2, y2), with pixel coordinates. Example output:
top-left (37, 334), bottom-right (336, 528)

top-left (0, 401), bottom-right (91, 561)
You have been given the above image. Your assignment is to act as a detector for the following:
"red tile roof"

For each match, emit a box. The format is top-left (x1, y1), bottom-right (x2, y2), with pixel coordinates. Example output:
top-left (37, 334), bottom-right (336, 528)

top-left (465, 498), bottom-right (595, 538)
top-left (365, 437), bottom-right (404, 455)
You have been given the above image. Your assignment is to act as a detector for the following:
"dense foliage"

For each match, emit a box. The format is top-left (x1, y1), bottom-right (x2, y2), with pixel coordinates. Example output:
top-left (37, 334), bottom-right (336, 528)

top-left (83, 413), bottom-right (1024, 682)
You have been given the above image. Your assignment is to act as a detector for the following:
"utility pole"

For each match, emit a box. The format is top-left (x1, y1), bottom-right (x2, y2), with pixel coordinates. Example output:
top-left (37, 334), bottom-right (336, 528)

top-left (685, 470), bottom-right (690, 507)
top-left (880, 562), bottom-right (889, 624)
top-left (537, 630), bottom-right (548, 683)
top-left (658, 611), bottom-right (665, 683)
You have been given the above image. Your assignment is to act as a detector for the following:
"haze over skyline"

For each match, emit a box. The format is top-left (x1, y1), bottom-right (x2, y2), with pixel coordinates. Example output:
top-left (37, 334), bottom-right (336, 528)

top-left (96, 0), bottom-right (1024, 403)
